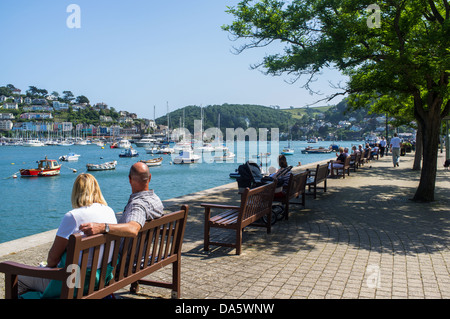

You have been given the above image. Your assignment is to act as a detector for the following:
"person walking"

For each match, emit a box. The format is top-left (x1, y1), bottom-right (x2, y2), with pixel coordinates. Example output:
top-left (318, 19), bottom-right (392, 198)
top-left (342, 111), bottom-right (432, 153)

top-left (390, 133), bottom-right (402, 167)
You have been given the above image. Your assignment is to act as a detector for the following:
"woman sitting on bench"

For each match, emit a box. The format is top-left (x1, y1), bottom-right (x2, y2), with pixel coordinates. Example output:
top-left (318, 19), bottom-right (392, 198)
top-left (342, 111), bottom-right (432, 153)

top-left (18, 173), bottom-right (117, 297)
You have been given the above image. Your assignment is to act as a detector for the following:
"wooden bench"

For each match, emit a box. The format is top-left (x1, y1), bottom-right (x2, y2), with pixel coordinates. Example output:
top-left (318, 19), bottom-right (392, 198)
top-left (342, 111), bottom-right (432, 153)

top-left (0, 205), bottom-right (189, 299)
top-left (201, 181), bottom-right (277, 255)
top-left (329, 155), bottom-right (351, 178)
top-left (349, 152), bottom-right (361, 172)
top-left (306, 163), bottom-right (328, 199)
top-left (272, 171), bottom-right (308, 220)
top-left (361, 149), bottom-right (371, 165)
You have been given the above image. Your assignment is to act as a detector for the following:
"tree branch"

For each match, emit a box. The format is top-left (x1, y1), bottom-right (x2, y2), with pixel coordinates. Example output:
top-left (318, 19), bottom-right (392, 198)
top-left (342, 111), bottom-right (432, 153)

top-left (428, 0), bottom-right (445, 24)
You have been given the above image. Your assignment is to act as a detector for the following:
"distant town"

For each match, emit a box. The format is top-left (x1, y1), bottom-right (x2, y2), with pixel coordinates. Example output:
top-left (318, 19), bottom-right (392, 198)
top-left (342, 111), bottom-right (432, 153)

top-left (0, 84), bottom-right (416, 143)
top-left (0, 84), bottom-right (162, 141)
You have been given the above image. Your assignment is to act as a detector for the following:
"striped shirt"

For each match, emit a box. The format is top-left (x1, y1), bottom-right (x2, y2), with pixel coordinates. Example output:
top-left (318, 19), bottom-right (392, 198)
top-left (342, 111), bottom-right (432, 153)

top-left (119, 190), bottom-right (164, 227)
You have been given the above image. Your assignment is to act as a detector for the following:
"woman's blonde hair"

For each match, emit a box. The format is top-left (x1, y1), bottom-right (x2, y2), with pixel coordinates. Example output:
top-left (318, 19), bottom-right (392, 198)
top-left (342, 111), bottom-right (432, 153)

top-left (71, 173), bottom-right (107, 208)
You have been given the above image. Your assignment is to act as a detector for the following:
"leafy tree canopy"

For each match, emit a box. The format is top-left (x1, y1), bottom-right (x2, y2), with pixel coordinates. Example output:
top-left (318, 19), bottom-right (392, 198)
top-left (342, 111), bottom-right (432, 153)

top-left (223, 0), bottom-right (450, 202)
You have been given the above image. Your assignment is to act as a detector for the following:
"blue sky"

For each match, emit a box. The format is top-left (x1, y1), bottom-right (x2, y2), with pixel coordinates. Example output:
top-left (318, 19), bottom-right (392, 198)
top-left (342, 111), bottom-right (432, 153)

top-left (0, 0), bottom-right (347, 120)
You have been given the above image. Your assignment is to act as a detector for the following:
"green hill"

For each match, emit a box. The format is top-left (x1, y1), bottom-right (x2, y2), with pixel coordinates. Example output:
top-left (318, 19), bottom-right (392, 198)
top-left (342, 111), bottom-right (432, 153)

top-left (282, 105), bottom-right (334, 119)
top-left (155, 104), bottom-right (292, 134)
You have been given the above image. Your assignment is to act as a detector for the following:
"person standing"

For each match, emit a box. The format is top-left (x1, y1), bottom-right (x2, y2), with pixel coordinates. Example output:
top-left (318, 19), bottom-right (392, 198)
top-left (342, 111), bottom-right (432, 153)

top-left (390, 133), bottom-right (403, 167)
top-left (379, 136), bottom-right (387, 157)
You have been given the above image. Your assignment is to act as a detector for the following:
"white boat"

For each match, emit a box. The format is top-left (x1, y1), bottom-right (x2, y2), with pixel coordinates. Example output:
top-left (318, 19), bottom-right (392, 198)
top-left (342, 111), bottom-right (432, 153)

top-left (59, 152), bottom-right (80, 161)
top-left (23, 139), bottom-right (44, 147)
top-left (157, 146), bottom-right (175, 154)
top-left (134, 136), bottom-right (156, 148)
top-left (281, 148), bottom-right (294, 155)
top-left (145, 146), bottom-right (159, 154)
top-left (44, 140), bottom-right (59, 146)
top-left (140, 157), bottom-right (163, 167)
top-left (173, 149), bottom-right (200, 164)
top-left (119, 148), bottom-right (139, 157)
top-left (75, 139), bottom-right (89, 145)
top-left (57, 140), bottom-right (74, 146)
top-left (194, 143), bottom-right (215, 153)
top-left (117, 139), bottom-right (132, 149)
top-left (213, 144), bottom-right (229, 152)
top-left (86, 161), bottom-right (117, 171)
top-left (214, 151), bottom-right (236, 162)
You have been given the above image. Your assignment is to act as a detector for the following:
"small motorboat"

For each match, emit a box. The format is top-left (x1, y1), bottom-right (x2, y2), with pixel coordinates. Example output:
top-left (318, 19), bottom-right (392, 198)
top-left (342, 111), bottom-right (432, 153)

top-left (117, 139), bottom-right (132, 149)
top-left (86, 161), bottom-right (117, 171)
top-left (229, 169), bottom-right (240, 179)
top-left (110, 142), bottom-right (118, 149)
top-left (140, 157), bottom-right (163, 167)
top-left (214, 151), bottom-right (236, 162)
top-left (59, 152), bottom-right (80, 161)
top-left (20, 157), bottom-right (61, 177)
top-left (172, 150), bottom-right (200, 164)
top-left (134, 136), bottom-right (156, 148)
top-left (23, 139), bottom-right (45, 147)
top-left (119, 148), bottom-right (139, 157)
top-left (281, 148), bottom-right (294, 155)
top-left (301, 146), bottom-right (332, 154)
top-left (57, 140), bottom-right (74, 146)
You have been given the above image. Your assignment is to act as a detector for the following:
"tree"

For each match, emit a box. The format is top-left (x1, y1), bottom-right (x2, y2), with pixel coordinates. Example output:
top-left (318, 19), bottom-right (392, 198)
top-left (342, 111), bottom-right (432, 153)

top-left (223, 0), bottom-right (450, 202)
top-left (26, 86), bottom-right (39, 97)
top-left (76, 95), bottom-right (90, 105)
top-left (62, 91), bottom-right (75, 103)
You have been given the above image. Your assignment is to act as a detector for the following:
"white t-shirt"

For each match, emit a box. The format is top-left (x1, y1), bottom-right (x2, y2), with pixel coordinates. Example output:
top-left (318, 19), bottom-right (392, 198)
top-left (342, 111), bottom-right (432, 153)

top-left (56, 203), bottom-right (117, 268)
top-left (390, 137), bottom-right (402, 148)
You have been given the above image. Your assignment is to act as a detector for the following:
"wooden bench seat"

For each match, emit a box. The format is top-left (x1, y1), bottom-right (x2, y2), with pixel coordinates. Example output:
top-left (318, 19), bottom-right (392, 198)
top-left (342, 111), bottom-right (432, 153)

top-left (0, 205), bottom-right (189, 299)
top-left (272, 171), bottom-right (308, 220)
top-left (201, 181), bottom-right (277, 255)
top-left (349, 152), bottom-right (361, 172)
top-left (329, 155), bottom-right (351, 178)
top-left (306, 163), bottom-right (328, 199)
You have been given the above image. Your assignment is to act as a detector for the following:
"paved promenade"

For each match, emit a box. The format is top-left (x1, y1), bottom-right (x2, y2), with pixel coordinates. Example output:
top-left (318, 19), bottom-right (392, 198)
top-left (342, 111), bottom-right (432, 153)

top-left (1, 151), bottom-right (449, 299)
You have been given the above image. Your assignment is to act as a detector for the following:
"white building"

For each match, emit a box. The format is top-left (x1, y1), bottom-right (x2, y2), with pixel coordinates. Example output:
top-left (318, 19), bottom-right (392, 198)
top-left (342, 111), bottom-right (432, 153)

top-left (0, 120), bottom-right (13, 131)
top-left (0, 113), bottom-right (14, 120)
top-left (4, 102), bottom-right (18, 109)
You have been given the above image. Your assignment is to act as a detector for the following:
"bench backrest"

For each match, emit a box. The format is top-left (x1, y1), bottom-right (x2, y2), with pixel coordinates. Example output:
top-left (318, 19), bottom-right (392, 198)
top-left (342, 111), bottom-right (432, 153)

top-left (354, 152), bottom-right (361, 164)
top-left (314, 164), bottom-right (329, 183)
top-left (239, 181), bottom-right (277, 227)
top-left (287, 171), bottom-right (308, 199)
top-left (343, 155), bottom-right (351, 168)
top-left (61, 205), bottom-right (189, 299)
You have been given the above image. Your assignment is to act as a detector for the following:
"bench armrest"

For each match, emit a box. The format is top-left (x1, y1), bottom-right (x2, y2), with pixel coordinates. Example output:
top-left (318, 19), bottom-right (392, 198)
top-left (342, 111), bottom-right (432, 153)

top-left (200, 203), bottom-right (240, 210)
top-left (0, 261), bottom-right (65, 280)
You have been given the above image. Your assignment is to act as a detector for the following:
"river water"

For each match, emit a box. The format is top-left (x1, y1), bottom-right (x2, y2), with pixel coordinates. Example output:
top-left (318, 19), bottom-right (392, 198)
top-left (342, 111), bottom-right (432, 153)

top-left (0, 140), bottom-right (360, 243)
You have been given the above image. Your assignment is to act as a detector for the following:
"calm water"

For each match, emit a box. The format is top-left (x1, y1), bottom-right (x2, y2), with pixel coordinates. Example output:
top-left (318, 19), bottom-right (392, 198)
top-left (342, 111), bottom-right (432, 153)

top-left (0, 140), bottom-right (360, 243)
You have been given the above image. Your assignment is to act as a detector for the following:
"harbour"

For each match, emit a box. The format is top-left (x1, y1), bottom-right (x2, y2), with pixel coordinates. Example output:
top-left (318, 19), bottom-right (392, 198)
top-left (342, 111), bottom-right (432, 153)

top-left (0, 139), bottom-right (359, 244)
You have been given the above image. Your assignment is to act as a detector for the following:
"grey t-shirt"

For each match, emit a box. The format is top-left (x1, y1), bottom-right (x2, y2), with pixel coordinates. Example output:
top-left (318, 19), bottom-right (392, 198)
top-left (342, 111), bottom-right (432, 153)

top-left (119, 190), bottom-right (164, 227)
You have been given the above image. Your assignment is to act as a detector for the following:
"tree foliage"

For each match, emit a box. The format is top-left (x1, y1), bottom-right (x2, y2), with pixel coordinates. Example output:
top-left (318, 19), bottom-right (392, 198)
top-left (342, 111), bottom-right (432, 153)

top-left (155, 104), bottom-right (292, 134)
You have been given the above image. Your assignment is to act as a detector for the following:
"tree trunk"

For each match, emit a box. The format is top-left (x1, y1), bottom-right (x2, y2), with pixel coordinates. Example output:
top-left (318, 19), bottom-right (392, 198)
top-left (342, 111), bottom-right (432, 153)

top-left (413, 102), bottom-right (442, 202)
top-left (412, 125), bottom-right (422, 170)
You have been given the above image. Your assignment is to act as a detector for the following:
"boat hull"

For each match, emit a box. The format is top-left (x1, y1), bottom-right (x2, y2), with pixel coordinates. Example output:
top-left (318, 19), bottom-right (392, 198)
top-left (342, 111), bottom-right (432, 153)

top-left (20, 168), bottom-right (61, 177)
top-left (140, 157), bottom-right (163, 166)
top-left (86, 161), bottom-right (117, 171)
